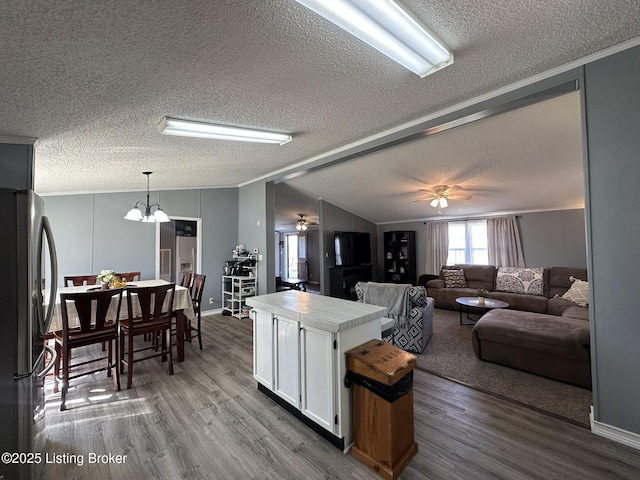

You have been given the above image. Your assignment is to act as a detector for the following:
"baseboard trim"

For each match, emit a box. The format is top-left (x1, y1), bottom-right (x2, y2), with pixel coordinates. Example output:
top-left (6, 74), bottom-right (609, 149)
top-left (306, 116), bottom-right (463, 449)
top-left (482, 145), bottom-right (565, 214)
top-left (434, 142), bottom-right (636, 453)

top-left (590, 406), bottom-right (640, 450)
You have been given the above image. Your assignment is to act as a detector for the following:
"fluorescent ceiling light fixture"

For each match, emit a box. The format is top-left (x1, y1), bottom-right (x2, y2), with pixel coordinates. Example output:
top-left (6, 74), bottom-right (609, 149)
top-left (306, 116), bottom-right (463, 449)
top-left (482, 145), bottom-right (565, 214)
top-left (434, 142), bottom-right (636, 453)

top-left (296, 0), bottom-right (453, 77)
top-left (158, 117), bottom-right (292, 145)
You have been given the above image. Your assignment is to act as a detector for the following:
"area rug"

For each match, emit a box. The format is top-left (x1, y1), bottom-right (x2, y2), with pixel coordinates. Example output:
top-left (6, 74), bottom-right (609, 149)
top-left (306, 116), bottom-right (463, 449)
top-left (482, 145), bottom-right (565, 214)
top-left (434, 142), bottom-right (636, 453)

top-left (415, 308), bottom-right (592, 427)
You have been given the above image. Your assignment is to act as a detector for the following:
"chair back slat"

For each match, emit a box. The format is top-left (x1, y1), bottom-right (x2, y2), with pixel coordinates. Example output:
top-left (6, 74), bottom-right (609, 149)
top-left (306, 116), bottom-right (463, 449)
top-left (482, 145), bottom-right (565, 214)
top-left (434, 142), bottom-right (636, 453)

top-left (180, 271), bottom-right (193, 288)
top-left (191, 274), bottom-right (206, 305)
top-left (126, 284), bottom-right (175, 322)
top-left (116, 271), bottom-right (141, 282)
top-left (60, 288), bottom-right (124, 335)
top-left (64, 275), bottom-right (98, 287)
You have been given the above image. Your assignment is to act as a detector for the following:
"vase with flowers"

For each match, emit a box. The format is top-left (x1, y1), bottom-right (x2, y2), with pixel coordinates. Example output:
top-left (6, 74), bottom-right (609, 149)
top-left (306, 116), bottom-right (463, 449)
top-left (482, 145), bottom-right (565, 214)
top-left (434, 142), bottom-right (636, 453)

top-left (97, 269), bottom-right (117, 290)
top-left (475, 288), bottom-right (490, 305)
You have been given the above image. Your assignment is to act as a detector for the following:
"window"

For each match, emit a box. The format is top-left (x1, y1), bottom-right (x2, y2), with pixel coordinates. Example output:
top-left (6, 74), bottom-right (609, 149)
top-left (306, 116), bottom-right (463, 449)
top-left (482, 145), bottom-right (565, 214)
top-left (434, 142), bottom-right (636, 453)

top-left (447, 220), bottom-right (488, 265)
top-left (286, 234), bottom-right (308, 280)
top-left (287, 234), bottom-right (299, 279)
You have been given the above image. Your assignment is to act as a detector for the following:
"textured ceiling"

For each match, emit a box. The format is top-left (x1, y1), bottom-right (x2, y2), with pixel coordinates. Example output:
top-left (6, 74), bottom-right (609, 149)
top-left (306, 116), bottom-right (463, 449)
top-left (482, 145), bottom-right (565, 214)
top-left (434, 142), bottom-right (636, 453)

top-left (1, 0), bottom-right (639, 225)
top-left (279, 91), bottom-right (584, 227)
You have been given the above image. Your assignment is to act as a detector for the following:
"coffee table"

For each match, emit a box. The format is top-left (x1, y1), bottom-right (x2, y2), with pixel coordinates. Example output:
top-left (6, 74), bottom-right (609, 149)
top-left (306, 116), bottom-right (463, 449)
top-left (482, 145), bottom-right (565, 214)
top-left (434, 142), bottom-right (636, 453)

top-left (455, 297), bottom-right (509, 325)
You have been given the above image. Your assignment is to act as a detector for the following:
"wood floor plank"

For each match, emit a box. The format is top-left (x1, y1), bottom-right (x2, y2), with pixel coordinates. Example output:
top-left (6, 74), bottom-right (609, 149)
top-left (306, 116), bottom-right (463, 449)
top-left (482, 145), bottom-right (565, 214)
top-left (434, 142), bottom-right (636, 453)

top-left (41, 314), bottom-right (640, 480)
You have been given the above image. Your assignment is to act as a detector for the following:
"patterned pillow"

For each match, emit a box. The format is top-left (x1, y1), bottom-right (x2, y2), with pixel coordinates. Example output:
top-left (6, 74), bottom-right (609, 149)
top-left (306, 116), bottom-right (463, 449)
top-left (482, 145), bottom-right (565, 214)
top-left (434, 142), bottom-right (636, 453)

top-left (562, 276), bottom-right (589, 307)
top-left (443, 269), bottom-right (466, 288)
top-left (496, 267), bottom-right (544, 295)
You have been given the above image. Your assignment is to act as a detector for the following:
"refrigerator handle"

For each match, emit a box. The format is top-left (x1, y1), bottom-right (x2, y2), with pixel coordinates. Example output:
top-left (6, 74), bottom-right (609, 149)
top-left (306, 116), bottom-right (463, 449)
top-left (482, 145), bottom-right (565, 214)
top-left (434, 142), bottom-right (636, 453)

top-left (35, 345), bottom-right (57, 379)
top-left (14, 344), bottom-right (57, 380)
top-left (40, 215), bottom-right (58, 334)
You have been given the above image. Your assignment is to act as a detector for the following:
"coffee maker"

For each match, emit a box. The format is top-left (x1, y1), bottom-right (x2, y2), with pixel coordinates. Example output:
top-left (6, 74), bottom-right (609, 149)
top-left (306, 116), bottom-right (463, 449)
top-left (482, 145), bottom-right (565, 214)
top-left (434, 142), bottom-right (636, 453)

top-left (224, 260), bottom-right (238, 275)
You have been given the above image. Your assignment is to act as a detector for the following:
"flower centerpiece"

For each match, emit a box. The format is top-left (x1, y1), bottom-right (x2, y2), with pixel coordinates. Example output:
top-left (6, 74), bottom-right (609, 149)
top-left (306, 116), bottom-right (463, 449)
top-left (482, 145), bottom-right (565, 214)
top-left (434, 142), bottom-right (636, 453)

top-left (97, 269), bottom-right (117, 289)
top-left (475, 288), bottom-right (490, 305)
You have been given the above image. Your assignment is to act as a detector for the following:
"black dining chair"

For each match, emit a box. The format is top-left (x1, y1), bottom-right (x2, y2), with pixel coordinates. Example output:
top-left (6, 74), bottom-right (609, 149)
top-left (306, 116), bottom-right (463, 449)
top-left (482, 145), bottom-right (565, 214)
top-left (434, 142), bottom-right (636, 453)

top-left (187, 274), bottom-right (206, 350)
top-left (53, 288), bottom-right (124, 410)
top-left (119, 283), bottom-right (175, 389)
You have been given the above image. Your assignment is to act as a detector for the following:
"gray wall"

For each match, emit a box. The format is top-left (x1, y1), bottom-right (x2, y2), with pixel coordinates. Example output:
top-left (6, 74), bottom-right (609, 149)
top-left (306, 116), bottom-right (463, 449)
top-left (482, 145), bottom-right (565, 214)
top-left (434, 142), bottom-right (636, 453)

top-left (584, 45), bottom-right (640, 434)
top-left (305, 229), bottom-right (320, 285)
top-left (45, 187), bottom-right (238, 312)
top-left (0, 140), bottom-right (34, 189)
top-left (517, 209), bottom-right (587, 268)
top-left (319, 199), bottom-right (378, 295)
top-left (238, 181), bottom-right (270, 295)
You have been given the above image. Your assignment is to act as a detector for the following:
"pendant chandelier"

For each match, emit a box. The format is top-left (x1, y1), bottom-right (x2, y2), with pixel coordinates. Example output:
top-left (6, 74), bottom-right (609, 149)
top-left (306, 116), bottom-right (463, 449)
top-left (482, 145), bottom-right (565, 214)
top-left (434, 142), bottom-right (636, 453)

top-left (124, 171), bottom-right (170, 223)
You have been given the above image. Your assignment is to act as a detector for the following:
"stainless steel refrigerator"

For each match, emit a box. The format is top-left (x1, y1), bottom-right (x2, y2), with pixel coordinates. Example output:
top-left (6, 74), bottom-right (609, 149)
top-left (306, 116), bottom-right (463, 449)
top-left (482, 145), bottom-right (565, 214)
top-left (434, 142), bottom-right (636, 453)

top-left (0, 189), bottom-right (58, 480)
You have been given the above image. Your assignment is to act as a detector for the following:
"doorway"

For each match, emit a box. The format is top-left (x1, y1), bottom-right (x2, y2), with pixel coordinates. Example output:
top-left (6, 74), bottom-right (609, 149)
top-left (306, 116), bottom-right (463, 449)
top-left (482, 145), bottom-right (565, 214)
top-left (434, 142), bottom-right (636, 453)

top-left (286, 233), bottom-right (307, 281)
top-left (155, 216), bottom-right (202, 282)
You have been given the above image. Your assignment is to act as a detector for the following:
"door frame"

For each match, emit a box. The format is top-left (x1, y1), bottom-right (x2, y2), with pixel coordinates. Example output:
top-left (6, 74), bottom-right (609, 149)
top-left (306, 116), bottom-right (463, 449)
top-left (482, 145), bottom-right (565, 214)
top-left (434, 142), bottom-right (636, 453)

top-left (155, 215), bottom-right (203, 280)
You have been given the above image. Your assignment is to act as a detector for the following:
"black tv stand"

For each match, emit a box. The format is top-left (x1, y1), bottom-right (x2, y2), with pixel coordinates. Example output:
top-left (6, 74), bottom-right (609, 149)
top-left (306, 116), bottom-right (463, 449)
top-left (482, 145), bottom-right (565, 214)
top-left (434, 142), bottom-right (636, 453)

top-left (329, 265), bottom-right (373, 300)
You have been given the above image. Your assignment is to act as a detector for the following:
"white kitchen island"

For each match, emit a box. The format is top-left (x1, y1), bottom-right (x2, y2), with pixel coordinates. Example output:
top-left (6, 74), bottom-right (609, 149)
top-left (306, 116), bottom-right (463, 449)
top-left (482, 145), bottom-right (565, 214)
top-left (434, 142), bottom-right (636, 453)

top-left (246, 290), bottom-right (387, 452)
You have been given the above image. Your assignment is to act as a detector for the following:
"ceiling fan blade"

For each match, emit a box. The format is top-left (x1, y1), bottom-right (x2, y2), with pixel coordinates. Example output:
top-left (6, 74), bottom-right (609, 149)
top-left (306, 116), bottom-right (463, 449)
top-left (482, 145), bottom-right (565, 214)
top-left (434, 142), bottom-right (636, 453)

top-left (447, 185), bottom-right (463, 192)
top-left (450, 194), bottom-right (472, 200)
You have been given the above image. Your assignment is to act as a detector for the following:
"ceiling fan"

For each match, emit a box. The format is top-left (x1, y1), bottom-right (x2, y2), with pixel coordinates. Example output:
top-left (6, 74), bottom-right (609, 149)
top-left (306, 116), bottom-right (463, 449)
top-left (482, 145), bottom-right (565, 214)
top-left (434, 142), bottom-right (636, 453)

top-left (418, 185), bottom-right (472, 213)
top-left (282, 213), bottom-right (318, 231)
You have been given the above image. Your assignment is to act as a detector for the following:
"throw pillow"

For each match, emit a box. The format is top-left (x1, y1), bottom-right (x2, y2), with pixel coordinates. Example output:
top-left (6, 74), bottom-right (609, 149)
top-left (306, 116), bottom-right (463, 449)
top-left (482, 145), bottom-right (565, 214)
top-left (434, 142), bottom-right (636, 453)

top-left (443, 269), bottom-right (466, 288)
top-left (496, 267), bottom-right (544, 295)
top-left (562, 276), bottom-right (589, 307)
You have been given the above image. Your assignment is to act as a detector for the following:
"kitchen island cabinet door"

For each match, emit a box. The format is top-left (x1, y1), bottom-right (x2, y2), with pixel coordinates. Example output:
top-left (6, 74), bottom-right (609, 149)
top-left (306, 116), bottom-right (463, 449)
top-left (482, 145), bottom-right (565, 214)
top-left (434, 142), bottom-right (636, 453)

top-left (253, 310), bottom-right (273, 389)
top-left (274, 314), bottom-right (300, 408)
top-left (300, 325), bottom-right (336, 433)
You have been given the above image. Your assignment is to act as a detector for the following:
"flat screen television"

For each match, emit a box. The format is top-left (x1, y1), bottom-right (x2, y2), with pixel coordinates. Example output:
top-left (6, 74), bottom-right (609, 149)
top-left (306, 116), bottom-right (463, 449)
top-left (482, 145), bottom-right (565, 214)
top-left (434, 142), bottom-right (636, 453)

top-left (334, 231), bottom-right (372, 267)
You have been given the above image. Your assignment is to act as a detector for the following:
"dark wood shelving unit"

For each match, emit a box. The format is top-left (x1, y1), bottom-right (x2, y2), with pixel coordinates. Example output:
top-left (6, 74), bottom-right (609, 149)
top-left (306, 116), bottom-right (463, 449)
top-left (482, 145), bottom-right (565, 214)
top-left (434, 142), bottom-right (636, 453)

top-left (383, 231), bottom-right (416, 285)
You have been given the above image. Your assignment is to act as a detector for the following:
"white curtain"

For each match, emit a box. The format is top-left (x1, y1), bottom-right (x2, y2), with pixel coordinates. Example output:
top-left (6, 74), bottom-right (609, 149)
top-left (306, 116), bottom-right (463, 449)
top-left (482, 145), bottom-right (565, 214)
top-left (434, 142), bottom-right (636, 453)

top-left (487, 215), bottom-right (525, 267)
top-left (425, 221), bottom-right (449, 275)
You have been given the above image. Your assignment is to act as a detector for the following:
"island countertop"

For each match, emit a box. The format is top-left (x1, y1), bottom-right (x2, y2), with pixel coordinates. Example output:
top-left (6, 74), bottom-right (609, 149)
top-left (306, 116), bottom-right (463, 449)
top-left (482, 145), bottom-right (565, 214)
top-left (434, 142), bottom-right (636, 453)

top-left (246, 290), bottom-right (387, 332)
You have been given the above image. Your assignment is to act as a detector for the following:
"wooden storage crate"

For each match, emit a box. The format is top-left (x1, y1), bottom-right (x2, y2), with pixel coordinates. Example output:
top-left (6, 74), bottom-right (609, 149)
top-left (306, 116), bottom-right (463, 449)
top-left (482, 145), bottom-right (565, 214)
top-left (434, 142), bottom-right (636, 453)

top-left (346, 339), bottom-right (418, 480)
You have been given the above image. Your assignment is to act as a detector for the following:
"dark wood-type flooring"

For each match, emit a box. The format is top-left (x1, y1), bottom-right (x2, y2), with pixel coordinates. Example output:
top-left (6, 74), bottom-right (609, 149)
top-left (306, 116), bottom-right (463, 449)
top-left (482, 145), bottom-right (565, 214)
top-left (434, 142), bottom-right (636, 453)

top-left (41, 313), bottom-right (640, 479)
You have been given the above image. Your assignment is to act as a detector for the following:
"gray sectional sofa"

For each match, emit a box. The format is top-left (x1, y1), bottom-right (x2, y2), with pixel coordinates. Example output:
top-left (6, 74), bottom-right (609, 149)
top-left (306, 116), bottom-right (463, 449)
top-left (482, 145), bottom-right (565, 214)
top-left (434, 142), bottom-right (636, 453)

top-left (427, 264), bottom-right (591, 388)
top-left (426, 264), bottom-right (588, 318)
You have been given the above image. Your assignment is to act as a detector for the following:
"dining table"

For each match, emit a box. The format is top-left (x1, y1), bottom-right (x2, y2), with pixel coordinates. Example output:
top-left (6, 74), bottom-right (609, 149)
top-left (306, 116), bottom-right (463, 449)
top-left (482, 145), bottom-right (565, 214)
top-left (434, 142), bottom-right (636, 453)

top-left (46, 279), bottom-right (195, 362)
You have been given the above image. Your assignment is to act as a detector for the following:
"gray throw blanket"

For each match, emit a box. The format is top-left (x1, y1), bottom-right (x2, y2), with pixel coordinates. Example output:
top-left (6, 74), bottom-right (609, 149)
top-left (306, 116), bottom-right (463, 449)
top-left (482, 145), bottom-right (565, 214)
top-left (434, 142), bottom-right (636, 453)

top-left (361, 283), bottom-right (412, 329)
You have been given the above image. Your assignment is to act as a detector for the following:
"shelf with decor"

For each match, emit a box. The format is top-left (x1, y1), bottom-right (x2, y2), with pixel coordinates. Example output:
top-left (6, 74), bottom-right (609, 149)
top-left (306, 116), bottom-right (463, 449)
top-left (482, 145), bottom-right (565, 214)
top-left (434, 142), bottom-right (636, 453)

top-left (383, 230), bottom-right (416, 285)
top-left (222, 275), bottom-right (257, 319)
top-left (222, 249), bottom-right (258, 318)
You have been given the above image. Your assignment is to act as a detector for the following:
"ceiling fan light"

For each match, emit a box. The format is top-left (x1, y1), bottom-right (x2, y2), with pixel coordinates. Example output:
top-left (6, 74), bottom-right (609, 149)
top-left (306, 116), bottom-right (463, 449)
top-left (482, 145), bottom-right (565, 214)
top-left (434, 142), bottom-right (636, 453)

top-left (430, 198), bottom-right (438, 207)
top-left (439, 197), bottom-right (448, 208)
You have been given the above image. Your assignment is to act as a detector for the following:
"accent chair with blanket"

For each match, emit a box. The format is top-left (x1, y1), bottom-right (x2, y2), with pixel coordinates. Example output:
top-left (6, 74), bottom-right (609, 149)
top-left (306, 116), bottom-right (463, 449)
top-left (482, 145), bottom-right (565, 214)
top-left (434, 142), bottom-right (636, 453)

top-left (355, 281), bottom-right (434, 354)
